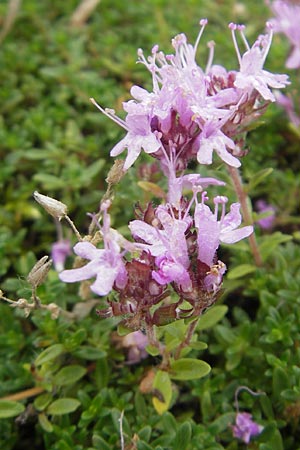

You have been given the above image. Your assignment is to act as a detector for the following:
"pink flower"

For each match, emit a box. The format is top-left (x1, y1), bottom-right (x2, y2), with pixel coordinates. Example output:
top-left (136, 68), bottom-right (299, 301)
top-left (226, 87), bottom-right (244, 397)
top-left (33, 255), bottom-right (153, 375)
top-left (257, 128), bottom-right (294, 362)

top-left (59, 203), bottom-right (128, 296)
top-left (129, 205), bottom-right (192, 290)
top-left (59, 241), bottom-right (127, 296)
top-left (51, 239), bottom-right (71, 272)
top-left (196, 120), bottom-right (241, 167)
top-left (195, 194), bottom-right (253, 267)
top-left (230, 22), bottom-right (289, 101)
top-left (232, 412), bottom-right (264, 444)
top-left (269, 0), bottom-right (300, 69)
top-left (255, 199), bottom-right (276, 230)
top-left (122, 331), bottom-right (149, 364)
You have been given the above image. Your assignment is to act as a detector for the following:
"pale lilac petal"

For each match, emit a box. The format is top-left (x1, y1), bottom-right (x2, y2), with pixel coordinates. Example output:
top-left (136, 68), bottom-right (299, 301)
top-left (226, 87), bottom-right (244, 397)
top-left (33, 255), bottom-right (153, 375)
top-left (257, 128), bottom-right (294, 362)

top-left (221, 203), bottom-right (242, 232)
top-left (123, 141), bottom-right (143, 170)
top-left (195, 204), bottom-right (220, 266)
top-left (59, 261), bottom-right (99, 283)
top-left (73, 242), bottom-right (103, 260)
top-left (90, 266), bottom-right (118, 296)
top-left (221, 225), bottom-right (253, 244)
top-left (286, 46), bottom-right (300, 69)
top-left (110, 137), bottom-right (128, 157)
top-left (182, 174), bottom-right (226, 189)
top-left (115, 263), bottom-right (128, 289)
top-left (129, 220), bottom-right (159, 245)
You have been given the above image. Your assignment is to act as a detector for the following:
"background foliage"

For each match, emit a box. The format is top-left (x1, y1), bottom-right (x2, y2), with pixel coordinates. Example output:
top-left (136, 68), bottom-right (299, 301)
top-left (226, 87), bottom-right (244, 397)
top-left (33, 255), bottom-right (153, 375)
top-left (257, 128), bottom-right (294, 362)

top-left (0, 0), bottom-right (299, 448)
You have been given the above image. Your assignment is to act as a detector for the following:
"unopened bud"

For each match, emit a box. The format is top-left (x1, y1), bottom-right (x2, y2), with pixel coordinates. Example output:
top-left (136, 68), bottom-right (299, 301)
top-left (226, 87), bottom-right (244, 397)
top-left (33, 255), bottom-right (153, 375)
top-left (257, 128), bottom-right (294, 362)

top-left (34, 191), bottom-right (68, 220)
top-left (27, 256), bottom-right (52, 287)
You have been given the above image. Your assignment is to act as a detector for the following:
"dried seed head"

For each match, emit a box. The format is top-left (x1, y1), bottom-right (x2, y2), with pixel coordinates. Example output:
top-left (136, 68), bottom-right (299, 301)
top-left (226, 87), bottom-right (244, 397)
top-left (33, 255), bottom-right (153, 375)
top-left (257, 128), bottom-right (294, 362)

top-left (105, 159), bottom-right (125, 185)
top-left (33, 191), bottom-right (68, 220)
top-left (27, 256), bottom-right (52, 287)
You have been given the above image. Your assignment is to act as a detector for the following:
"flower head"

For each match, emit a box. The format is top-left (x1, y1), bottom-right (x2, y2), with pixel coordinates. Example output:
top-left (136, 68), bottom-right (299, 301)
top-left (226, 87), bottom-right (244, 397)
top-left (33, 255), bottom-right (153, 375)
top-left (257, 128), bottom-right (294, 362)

top-left (232, 412), bottom-right (263, 444)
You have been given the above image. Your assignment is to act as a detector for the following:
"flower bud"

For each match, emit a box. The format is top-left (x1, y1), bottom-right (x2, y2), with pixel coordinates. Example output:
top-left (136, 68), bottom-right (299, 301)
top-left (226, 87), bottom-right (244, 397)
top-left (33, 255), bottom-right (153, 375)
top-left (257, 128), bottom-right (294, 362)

top-left (27, 256), bottom-right (52, 288)
top-left (33, 191), bottom-right (68, 220)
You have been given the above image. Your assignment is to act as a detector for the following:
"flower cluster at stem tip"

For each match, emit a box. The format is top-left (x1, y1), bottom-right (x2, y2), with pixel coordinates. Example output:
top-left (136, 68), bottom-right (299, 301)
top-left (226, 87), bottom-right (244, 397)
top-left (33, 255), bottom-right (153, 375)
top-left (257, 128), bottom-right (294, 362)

top-left (59, 19), bottom-right (288, 329)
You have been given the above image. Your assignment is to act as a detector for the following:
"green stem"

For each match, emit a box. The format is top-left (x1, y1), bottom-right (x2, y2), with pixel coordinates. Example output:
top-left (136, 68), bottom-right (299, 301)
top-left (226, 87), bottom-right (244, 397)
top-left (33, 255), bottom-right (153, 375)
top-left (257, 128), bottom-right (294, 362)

top-left (227, 165), bottom-right (263, 267)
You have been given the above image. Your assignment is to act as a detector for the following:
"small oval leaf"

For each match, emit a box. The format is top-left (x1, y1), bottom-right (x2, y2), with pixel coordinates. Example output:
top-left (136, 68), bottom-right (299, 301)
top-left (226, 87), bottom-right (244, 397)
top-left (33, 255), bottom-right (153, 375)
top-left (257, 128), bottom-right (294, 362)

top-left (47, 398), bottom-right (80, 416)
top-left (227, 264), bottom-right (256, 280)
top-left (34, 393), bottom-right (53, 411)
top-left (152, 370), bottom-right (172, 415)
top-left (0, 400), bottom-right (25, 418)
top-left (197, 305), bottom-right (228, 331)
top-left (35, 344), bottom-right (64, 366)
top-left (38, 412), bottom-right (53, 432)
top-left (170, 358), bottom-right (211, 380)
top-left (53, 365), bottom-right (86, 386)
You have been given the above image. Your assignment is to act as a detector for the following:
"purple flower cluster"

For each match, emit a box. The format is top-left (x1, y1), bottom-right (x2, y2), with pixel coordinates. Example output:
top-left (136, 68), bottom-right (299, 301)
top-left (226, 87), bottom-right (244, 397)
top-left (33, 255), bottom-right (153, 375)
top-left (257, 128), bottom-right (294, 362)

top-left (93, 20), bottom-right (288, 175)
top-left (59, 20), bottom-right (288, 329)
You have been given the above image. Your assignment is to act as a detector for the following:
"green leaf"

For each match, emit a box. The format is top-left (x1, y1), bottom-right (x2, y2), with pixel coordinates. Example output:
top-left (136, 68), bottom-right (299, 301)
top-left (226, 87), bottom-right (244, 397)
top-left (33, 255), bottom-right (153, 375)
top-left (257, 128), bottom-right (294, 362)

top-left (247, 167), bottom-right (273, 192)
top-left (260, 394), bottom-right (274, 420)
top-left (272, 367), bottom-right (290, 398)
top-left (34, 393), bottom-right (53, 411)
top-left (197, 305), bottom-right (228, 331)
top-left (170, 358), bottom-right (211, 380)
top-left (208, 412), bottom-right (235, 434)
top-left (189, 341), bottom-right (208, 351)
top-left (0, 400), bottom-right (25, 418)
top-left (227, 264), bottom-right (256, 280)
top-left (138, 425), bottom-right (152, 442)
top-left (117, 323), bottom-right (133, 336)
top-left (73, 346), bottom-right (106, 360)
top-left (33, 173), bottom-right (67, 189)
top-left (145, 345), bottom-right (161, 357)
top-left (53, 365), bottom-right (87, 387)
top-left (92, 434), bottom-right (111, 450)
top-left (38, 412), bottom-right (53, 432)
top-left (35, 344), bottom-right (64, 366)
top-left (47, 398), bottom-right (81, 416)
top-left (260, 232), bottom-right (293, 261)
top-left (152, 370), bottom-right (172, 414)
top-left (174, 422), bottom-right (192, 450)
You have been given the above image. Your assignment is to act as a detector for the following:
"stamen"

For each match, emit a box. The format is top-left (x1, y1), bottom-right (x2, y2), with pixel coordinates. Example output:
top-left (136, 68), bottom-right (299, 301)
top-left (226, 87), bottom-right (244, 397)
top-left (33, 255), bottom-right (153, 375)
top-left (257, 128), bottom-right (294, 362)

top-left (237, 24), bottom-right (250, 51)
top-left (90, 98), bottom-right (129, 131)
top-left (262, 23), bottom-right (273, 64)
top-left (229, 22), bottom-right (242, 66)
top-left (194, 18), bottom-right (208, 57)
top-left (205, 40), bottom-right (215, 73)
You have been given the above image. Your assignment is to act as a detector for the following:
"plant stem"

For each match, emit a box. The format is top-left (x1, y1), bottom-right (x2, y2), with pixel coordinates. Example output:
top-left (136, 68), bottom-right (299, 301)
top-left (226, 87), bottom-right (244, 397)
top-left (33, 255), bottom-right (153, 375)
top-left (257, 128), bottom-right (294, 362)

top-left (227, 165), bottom-right (263, 267)
top-left (174, 318), bottom-right (199, 360)
top-left (64, 215), bottom-right (83, 241)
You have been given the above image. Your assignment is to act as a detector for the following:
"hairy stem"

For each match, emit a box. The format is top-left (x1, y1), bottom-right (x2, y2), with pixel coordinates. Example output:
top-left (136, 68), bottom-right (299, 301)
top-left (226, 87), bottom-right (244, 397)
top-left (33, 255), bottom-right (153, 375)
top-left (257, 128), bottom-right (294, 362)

top-left (227, 165), bottom-right (263, 267)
